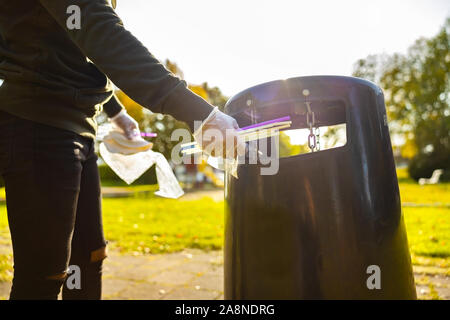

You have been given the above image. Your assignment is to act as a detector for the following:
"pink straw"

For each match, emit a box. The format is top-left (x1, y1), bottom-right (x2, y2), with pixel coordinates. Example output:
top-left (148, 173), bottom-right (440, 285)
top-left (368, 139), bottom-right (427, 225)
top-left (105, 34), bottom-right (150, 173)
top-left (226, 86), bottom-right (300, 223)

top-left (238, 116), bottom-right (291, 131)
top-left (140, 132), bottom-right (157, 137)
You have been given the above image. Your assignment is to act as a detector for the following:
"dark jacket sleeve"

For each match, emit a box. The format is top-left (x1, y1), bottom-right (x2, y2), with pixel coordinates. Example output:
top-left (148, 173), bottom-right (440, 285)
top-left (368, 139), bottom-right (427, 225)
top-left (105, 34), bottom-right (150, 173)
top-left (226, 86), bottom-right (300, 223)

top-left (39, 0), bottom-right (212, 131)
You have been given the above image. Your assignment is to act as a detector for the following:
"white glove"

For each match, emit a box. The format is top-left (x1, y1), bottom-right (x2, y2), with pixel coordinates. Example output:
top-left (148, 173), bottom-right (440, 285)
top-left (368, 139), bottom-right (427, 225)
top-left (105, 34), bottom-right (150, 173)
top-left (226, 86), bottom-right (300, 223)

top-left (110, 109), bottom-right (140, 140)
top-left (193, 107), bottom-right (245, 161)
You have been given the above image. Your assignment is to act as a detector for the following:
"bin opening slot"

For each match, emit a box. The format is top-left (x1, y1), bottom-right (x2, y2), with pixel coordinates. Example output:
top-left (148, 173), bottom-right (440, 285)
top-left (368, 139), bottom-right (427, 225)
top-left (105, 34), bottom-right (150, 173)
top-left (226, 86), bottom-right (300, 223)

top-left (234, 100), bottom-right (346, 129)
top-left (234, 100), bottom-right (347, 159)
top-left (278, 123), bottom-right (347, 158)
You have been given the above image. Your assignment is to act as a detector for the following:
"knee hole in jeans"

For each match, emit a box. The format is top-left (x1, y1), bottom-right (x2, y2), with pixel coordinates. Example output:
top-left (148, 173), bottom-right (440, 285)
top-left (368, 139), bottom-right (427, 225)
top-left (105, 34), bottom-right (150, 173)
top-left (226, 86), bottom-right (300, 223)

top-left (90, 246), bottom-right (107, 263)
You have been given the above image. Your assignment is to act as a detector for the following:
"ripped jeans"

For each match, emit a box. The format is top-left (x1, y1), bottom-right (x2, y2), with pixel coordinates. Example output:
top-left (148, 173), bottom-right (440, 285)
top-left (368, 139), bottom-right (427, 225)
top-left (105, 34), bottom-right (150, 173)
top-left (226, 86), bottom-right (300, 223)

top-left (0, 110), bottom-right (107, 300)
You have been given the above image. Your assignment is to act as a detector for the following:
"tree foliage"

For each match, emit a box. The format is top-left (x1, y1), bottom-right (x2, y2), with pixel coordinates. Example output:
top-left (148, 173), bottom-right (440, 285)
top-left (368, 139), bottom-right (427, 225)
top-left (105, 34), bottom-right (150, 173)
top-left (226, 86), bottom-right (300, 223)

top-left (115, 59), bottom-right (228, 159)
top-left (353, 18), bottom-right (450, 180)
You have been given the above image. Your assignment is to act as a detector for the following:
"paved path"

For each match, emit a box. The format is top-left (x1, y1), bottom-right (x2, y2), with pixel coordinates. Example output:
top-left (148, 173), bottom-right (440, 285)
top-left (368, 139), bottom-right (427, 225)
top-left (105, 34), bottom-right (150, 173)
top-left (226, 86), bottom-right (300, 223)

top-left (102, 249), bottom-right (223, 300)
top-left (101, 250), bottom-right (450, 300)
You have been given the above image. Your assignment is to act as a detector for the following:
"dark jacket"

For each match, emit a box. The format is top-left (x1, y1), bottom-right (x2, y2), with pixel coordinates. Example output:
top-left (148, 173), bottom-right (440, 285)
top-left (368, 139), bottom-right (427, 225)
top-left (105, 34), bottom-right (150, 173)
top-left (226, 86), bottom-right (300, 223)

top-left (0, 0), bottom-right (213, 139)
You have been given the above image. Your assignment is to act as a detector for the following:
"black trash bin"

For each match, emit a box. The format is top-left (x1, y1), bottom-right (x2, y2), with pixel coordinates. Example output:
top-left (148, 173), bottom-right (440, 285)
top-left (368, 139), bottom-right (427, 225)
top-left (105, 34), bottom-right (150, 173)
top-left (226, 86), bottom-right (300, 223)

top-left (224, 76), bottom-right (416, 299)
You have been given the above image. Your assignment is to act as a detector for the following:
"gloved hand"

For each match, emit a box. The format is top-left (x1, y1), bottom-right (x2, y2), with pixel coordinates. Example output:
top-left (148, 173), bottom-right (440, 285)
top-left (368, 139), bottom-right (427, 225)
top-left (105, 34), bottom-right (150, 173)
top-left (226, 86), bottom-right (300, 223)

top-left (110, 109), bottom-right (140, 140)
top-left (193, 107), bottom-right (245, 160)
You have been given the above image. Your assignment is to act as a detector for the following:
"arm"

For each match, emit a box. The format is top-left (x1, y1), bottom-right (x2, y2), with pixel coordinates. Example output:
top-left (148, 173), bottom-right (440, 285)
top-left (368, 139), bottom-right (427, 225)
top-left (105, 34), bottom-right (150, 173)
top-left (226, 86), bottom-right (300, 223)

top-left (39, 0), bottom-right (212, 131)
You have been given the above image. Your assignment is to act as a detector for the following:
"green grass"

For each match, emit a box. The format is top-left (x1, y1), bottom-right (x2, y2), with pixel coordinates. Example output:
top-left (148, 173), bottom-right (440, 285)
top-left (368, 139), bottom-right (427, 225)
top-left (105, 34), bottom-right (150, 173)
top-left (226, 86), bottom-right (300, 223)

top-left (0, 168), bottom-right (449, 273)
top-left (395, 168), bottom-right (450, 266)
top-left (0, 203), bottom-right (12, 283)
top-left (0, 204), bottom-right (8, 239)
top-left (102, 195), bottom-right (224, 254)
top-left (0, 253), bottom-right (12, 282)
top-left (404, 207), bottom-right (450, 259)
top-left (0, 192), bottom-right (224, 255)
top-left (0, 169), bottom-right (448, 301)
top-left (397, 168), bottom-right (450, 204)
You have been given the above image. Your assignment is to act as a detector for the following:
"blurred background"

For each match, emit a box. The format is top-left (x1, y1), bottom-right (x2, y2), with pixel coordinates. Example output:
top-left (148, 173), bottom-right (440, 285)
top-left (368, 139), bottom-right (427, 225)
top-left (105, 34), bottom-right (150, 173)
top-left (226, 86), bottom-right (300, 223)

top-left (106, 0), bottom-right (450, 183)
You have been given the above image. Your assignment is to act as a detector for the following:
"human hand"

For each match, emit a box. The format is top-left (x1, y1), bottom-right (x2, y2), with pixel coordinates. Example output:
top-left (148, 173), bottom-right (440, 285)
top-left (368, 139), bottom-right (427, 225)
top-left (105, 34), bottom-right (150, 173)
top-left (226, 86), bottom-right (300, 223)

top-left (110, 109), bottom-right (140, 140)
top-left (193, 107), bottom-right (245, 160)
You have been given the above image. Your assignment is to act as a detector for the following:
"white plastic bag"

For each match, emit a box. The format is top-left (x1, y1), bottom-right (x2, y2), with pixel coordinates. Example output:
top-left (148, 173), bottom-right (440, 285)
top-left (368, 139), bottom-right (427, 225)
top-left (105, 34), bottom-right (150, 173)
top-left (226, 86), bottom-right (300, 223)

top-left (206, 156), bottom-right (238, 178)
top-left (99, 126), bottom-right (184, 199)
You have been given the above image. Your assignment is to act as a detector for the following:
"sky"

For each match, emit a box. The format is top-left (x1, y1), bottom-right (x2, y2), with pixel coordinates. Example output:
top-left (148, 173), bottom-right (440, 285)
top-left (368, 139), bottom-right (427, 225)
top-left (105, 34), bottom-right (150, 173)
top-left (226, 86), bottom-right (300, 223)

top-left (116, 0), bottom-right (449, 97)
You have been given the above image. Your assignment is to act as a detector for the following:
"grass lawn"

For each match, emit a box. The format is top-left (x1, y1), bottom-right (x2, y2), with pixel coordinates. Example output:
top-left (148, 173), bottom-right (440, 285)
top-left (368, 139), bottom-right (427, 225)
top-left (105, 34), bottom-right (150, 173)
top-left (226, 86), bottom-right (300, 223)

top-left (102, 194), bottom-right (224, 254)
top-left (0, 202), bottom-right (12, 282)
top-left (397, 168), bottom-right (450, 204)
top-left (0, 168), bottom-right (449, 281)
top-left (100, 172), bottom-right (450, 262)
top-left (0, 194), bottom-right (224, 282)
top-left (404, 207), bottom-right (450, 260)
top-left (396, 168), bottom-right (450, 272)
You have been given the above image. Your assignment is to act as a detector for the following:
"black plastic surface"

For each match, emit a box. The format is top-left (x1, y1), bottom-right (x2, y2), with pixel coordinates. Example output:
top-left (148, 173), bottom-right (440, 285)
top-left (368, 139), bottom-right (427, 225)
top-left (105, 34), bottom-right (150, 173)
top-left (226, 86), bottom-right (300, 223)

top-left (224, 76), bottom-right (417, 299)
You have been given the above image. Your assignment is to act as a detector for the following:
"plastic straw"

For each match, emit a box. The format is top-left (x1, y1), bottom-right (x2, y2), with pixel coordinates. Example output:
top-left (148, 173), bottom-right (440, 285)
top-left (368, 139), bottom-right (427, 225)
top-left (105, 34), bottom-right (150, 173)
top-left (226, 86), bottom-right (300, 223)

top-left (238, 116), bottom-right (291, 131)
top-left (182, 147), bottom-right (202, 155)
top-left (180, 121), bottom-right (291, 150)
top-left (237, 121), bottom-right (291, 135)
top-left (181, 126), bottom-right (288, 154)
top-left (140, 132), bottom-right (157, 137)
top-left (180, 116), bottom-right (292, 154)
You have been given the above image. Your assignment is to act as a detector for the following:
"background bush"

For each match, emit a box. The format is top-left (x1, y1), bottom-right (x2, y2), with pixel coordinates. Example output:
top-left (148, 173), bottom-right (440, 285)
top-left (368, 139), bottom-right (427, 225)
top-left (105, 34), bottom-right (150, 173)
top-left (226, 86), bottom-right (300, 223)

top-left (98, 164), bottom-right (157, 186)
top-left (0, 165), bottom-right (157, 188)
top-left (408, 152), bottom-right (450, 182)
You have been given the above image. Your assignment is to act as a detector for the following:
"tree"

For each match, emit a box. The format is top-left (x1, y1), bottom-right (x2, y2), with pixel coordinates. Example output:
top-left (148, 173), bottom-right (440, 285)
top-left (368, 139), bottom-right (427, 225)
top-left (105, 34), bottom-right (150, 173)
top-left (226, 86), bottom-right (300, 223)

top-left (202, 82), bottom-right (229, 111)
top-left (114, 59), bottom-right (229, 160)
top-left (353, 18), bottom-right (450, 180)
top-left (278, 132), bottom-right (307, 157)
top-left (164, 59), bottom-right (184, 79)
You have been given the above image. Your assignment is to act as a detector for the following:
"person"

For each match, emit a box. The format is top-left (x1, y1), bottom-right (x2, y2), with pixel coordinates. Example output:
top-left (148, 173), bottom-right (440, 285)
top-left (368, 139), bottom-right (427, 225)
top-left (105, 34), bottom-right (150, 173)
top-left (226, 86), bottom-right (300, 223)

top-left (0, 0), bottom-right (242, 300)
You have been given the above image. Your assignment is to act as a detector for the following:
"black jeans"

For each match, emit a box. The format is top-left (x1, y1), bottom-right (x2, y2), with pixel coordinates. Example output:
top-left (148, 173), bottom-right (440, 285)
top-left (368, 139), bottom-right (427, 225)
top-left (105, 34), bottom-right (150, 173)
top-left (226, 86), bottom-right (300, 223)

top-left (0, 110), bottom-right (106, 300)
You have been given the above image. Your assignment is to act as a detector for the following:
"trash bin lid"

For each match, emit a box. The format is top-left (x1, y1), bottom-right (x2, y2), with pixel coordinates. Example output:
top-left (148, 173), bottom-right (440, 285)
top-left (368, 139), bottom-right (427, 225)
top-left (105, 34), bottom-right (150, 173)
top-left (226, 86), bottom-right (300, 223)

top-left (224, 75), bottom-right (378, 130)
